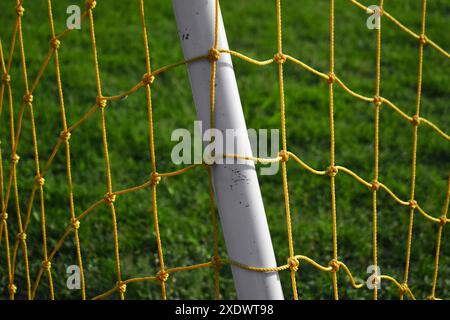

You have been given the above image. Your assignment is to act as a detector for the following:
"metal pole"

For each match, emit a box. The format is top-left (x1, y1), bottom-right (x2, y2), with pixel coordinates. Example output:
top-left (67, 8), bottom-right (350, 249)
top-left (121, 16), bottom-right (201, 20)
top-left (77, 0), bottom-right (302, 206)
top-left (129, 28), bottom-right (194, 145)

top-left (172, 0), bottom-right (284, 299)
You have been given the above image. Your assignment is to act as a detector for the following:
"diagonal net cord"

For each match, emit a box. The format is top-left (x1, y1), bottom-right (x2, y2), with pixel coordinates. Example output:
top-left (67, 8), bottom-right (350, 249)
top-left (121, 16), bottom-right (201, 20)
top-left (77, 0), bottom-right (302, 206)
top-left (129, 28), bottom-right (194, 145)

top-left (0, 0), bottom-right (449, 300)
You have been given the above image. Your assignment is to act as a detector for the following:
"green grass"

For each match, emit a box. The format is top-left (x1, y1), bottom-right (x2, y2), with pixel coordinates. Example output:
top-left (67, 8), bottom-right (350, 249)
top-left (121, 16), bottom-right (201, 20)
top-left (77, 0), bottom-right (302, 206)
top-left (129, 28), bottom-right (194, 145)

top-left (0, 0), bottom-right (449, 300)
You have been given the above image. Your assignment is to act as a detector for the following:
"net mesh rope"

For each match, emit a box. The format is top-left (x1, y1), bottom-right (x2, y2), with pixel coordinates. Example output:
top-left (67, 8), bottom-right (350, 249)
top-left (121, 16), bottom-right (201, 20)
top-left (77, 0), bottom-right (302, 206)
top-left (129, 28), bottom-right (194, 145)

top-left (0, 0), bottom-right (449, 300)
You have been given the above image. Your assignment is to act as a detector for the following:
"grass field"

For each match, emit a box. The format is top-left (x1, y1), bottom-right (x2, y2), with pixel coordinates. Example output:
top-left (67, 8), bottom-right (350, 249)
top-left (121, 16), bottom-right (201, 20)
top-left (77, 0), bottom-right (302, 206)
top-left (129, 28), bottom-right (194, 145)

top-left (0, 0), bottom-right (449, 300)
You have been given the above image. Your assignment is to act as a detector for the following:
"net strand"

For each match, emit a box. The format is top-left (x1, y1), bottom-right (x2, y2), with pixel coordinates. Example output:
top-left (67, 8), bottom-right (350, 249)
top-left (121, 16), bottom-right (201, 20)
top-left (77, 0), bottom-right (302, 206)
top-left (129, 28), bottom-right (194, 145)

top-left (138, 0), bottom-right (168, 299)
top-left (46, 0), bottom-right (86, 299)
top-left (401, 0), bottom-right (427, 300)
top-left (371, 0), bottom-right (384, 300)
top-left (328, 0), bottom-right (339, 300)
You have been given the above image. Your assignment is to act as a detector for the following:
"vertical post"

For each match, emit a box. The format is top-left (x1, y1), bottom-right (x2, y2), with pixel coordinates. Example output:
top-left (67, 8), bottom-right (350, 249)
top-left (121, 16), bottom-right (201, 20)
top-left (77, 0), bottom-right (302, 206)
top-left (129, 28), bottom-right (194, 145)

top-left (172, 0), bottom-right (284, 299)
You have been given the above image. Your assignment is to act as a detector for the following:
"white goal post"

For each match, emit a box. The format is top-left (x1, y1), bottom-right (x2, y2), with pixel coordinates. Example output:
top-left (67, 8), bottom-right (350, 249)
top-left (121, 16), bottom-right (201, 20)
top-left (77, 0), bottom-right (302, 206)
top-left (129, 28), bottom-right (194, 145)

top-left (172, 0), bottom-right (284, 299)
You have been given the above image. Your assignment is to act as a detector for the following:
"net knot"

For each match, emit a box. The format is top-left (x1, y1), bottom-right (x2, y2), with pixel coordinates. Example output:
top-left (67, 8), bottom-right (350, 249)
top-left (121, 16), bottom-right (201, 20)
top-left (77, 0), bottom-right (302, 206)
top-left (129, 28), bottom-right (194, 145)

top-left (156, 270), bottom-right (169, 282)
top-left (438, 216), bottom-right (448, 227)
top-left (208, 48), bottom-right (221, 62)
top-left (117, 282), bottom-right (127, 293)
top-left (104, 193), bottom-right (116, 206)
top-left (408, 200), bottom-right (418, 209)
top-left (96, 96), bottom-right (107, 108)
top-left (211, 256), bottom-right (223, 269)
top-left (373, 95), bottom-right (383, 106)
top-left (35, 175), bottom-right (45, 186)
top-left (279, 150), bottom-right (289, 162)
top-left (71, 219), bottom-right (80, 230)
top-left (328, 259), bottom-right (340, 272)
top-left (327, 72), bottom-right (336, 84)
top-left (16, 5), bottom-right (25, 17)
top-left (50, 38), bottom-right (61, 50)
top-left (11, 154), bottom-right (20, 164)
top-left (17, 232), bottom-right (27, 241)
top-left (370, 274), bottom-right (381, 287)
top-left (150, 172), bottom-right (161, 186)
top-left (60, 131), bottom-right (71, 142)
top-left (410, 115), bottom-right (421, 126)
top-left (274, 53), bottom-right (286, 64)
top-left (399, 283), bottom-right (409, 296)
top-left (42, 260), bottom-right (52, 271)
top-left (142, 73), bottom-right (155, 86)
top-left (8, 283), bottom-right (17, 295)
top-left (327, 165), bottom-right (338, 177)
top-left (288, 256), bottom-right (299, 272)
top-left (86, 0), bottom-right (97, 10)
top-left (24, 94), bottom-right (33, 105)
top-left (370, 180), bottom-right (380, 191)
top-left (2, 73), bottom-right (11, 84)
top-left (0, 212), bottom-right (8, 222)
top-left (419, 34), bottom-right (427, 45)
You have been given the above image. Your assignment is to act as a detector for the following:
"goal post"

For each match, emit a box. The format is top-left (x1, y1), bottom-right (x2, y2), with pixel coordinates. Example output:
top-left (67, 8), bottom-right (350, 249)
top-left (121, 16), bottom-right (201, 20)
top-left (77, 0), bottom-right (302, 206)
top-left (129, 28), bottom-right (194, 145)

top-left (172, 0), bottom-right (284, 299)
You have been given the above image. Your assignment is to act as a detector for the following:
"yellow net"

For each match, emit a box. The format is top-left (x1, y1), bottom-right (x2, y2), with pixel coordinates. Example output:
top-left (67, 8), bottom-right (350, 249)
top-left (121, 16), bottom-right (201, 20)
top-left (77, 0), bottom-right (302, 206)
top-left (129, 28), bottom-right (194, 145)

top-left (0, 0), bottom-right (449, 300)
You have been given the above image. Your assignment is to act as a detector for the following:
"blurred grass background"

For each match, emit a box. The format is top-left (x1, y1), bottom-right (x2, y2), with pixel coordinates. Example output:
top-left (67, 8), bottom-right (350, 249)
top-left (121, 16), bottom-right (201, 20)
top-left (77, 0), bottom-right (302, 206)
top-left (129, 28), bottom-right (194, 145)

top-left (0, 0), bottom-right (449, 300)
